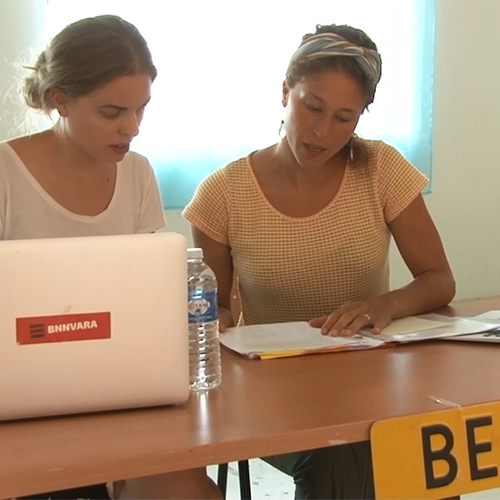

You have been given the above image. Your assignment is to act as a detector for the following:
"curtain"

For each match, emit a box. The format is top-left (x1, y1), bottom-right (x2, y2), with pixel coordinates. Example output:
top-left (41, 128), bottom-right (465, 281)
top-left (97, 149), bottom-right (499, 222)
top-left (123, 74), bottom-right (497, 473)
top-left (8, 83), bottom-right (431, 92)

top-left (46, 0), bottom-right (435, 209)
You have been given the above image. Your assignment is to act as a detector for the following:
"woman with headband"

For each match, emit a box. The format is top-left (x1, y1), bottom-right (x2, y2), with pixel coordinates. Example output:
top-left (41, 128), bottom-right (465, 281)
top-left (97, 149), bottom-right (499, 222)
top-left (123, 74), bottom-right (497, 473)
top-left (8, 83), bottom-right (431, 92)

top-left (183, 24), bottom-right (455, 498)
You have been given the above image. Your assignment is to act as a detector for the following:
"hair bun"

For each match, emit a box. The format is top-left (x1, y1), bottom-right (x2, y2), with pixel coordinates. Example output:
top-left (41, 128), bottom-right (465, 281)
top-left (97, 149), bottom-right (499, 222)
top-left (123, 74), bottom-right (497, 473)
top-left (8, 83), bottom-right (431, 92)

top-left (22, 50), bottom-right (49, 111)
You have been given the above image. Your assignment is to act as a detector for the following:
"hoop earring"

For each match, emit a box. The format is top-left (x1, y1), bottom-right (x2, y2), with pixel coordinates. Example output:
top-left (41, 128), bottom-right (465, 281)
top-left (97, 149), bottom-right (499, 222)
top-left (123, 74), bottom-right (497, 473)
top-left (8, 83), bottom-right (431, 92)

top-left (349, 137), bottom-right (354, 163)
top-left (278, 120), bottom-right (286, 139)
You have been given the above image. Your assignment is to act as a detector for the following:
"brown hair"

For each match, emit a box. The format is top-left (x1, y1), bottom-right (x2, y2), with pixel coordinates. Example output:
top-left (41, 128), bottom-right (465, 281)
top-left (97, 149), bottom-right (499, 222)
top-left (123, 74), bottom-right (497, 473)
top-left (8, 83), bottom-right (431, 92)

top-left (23, 15), bottom-right (157, 115)
top-left (286, 24), bottom-right (382, 165)
top-left (286, 23), bottom-right (381, 107)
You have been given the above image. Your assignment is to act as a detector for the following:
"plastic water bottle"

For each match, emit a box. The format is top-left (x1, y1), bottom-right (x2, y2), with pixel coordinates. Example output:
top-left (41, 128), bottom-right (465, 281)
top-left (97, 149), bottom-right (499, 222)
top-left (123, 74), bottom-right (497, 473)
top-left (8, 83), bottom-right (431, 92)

top-left (187, 248), bottom-right (222, 391)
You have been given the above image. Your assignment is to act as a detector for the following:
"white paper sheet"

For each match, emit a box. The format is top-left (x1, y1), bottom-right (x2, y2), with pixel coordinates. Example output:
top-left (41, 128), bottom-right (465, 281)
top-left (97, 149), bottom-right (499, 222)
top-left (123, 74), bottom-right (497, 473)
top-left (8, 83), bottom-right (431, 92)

top-left (221, 321), bottom-right (384, 358)
top-left (442, 311), bottom-right (500, 343)
top-left (221, 315), bottom-right (500, 358)
top-left (361, 314), bottom-right (500, 342)
top-left (377, 316), bottom-right (449, 336)
top-left (472, 310), bottom-right (500, 321)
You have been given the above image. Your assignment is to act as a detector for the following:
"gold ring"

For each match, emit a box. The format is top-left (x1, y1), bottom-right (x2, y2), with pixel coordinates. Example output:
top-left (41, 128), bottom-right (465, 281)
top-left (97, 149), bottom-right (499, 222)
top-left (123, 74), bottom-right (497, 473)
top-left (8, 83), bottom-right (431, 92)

top-left (362, 313), bottom-right (371, 322)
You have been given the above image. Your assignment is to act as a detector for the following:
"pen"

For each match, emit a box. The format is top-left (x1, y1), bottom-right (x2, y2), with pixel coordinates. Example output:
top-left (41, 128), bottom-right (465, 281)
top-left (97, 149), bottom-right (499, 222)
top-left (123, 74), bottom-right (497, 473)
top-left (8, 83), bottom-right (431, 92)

top-left (259, 345), bottom-right (350, 360)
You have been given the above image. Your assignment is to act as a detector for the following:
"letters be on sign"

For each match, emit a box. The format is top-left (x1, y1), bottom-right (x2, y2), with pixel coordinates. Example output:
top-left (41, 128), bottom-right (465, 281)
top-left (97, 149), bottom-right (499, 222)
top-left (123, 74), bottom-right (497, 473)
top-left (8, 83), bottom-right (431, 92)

top-left (370, 402), bottom-right (500, 500)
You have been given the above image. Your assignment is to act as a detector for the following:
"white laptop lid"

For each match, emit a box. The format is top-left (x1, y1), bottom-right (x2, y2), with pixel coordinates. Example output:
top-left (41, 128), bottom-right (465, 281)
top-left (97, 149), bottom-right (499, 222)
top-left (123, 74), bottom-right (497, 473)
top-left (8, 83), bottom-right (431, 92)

top-left (0, 232), bottom-right (189, 421)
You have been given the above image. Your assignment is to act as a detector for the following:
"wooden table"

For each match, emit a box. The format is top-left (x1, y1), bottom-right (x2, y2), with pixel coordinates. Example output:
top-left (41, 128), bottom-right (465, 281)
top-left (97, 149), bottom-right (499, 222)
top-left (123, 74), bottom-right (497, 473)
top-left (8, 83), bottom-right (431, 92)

top-left (1, 297), bottom-right (499, 497)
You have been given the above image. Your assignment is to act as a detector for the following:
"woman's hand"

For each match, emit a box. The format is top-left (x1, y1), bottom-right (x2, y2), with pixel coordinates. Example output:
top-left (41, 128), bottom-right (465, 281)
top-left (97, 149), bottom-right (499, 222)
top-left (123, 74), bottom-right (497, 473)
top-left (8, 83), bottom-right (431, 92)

top-left (218, 307), bottom-right (234, 333)
top-left (309, 297), bottom-right (393, 337)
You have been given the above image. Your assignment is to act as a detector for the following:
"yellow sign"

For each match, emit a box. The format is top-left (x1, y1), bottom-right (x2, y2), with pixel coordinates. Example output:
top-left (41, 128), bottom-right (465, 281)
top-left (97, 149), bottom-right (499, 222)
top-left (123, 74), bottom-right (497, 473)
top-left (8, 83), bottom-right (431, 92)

top-left (371, 401), bottom-right (500, 499)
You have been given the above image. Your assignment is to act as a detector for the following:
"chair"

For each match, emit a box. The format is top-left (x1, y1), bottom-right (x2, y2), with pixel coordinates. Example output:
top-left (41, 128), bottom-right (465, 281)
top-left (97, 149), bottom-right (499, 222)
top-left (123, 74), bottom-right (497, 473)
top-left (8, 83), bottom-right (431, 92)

top-left (217, 460), bottom-right (252, 500)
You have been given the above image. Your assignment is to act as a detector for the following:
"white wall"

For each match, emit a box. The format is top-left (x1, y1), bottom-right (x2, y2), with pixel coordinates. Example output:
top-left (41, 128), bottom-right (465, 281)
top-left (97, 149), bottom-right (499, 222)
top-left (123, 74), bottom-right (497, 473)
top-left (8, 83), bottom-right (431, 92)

top-left (389, 0), bottom-right (500, 299)
top-left (1, 0), bottom-right (498, 300)
top-left (0, 0), bottom-right (46, 139)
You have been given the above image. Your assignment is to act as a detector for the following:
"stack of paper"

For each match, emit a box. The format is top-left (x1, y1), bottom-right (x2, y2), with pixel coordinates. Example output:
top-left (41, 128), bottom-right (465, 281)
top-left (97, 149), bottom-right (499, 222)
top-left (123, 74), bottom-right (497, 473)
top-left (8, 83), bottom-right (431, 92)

top-left (359, 313), bottom-right (500, 342)
top-left (221, 314), bottom-right (500, 360)
top-left (443, 311), bottom-right (500, 344)
top-left (221, 321), bottom-right (385, 360)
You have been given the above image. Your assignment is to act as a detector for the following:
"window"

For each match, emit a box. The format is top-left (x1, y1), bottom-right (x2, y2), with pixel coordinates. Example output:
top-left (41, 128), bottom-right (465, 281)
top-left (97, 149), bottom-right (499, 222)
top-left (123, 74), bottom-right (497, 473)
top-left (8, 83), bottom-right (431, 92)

top-left (46, 0), bottom-right (435, 209)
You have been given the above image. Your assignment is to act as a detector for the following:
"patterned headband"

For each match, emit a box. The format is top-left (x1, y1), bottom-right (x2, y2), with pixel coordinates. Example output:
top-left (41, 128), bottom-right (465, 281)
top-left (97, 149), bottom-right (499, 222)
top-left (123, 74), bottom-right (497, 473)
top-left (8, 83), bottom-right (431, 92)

top-left (288, 32), bottom-right (382, 84)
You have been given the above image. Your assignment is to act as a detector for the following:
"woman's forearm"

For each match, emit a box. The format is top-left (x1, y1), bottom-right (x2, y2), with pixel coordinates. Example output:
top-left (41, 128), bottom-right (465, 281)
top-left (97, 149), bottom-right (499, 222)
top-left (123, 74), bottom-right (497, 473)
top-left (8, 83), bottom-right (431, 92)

top-left (379, 269), bottom-right (456, 320)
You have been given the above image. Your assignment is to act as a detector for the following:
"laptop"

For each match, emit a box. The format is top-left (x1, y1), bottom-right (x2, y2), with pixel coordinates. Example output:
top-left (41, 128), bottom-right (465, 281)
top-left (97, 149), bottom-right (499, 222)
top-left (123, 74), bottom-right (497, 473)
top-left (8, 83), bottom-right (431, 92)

top-left (0, 232), bottom-right (189, 421)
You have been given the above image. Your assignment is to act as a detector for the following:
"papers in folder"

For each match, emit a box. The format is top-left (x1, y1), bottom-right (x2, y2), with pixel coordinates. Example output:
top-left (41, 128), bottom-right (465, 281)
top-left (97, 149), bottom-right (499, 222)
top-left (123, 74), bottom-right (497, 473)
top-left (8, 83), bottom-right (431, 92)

top-left (359, 314), bottom-right (500, 342)
top-left (221, 322), bottom-right (385, 359)
top-left (443, 310), bottom-right (500, 343)
top-left (221, 315), bottom-right (500, 359)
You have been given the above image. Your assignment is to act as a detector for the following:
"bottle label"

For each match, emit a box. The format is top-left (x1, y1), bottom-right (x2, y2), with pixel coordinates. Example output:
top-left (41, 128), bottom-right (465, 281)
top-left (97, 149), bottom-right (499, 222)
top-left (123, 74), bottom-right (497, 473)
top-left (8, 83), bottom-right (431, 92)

top-left (188, 290), bottom-right (218, 323)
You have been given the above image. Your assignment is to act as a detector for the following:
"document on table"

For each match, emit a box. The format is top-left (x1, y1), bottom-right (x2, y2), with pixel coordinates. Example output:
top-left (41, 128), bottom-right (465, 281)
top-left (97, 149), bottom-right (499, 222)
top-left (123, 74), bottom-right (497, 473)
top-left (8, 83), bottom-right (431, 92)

top-left (442, 310), bottom-right (500, 344)
top-left (221, 322), bottom-right (384, 359)
top-left (359, 314), bottom-right (500, 342)
top-left (221, 314), bottom-right (500, 359)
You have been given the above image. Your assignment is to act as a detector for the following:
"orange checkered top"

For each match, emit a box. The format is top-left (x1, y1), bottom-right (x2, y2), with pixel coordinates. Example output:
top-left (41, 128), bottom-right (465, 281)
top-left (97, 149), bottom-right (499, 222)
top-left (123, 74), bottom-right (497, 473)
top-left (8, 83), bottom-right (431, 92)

top-left (183, 140), bottom-right (428, 325)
